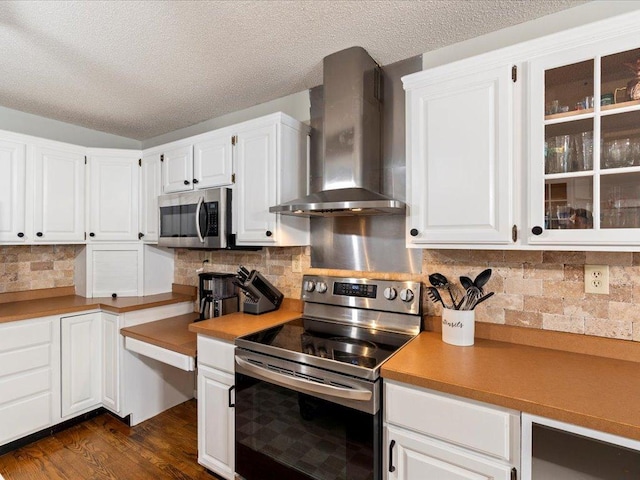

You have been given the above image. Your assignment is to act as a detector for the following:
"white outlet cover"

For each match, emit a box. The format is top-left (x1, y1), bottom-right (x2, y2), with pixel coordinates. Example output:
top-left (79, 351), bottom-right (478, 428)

top-left (585, 265), bottom-right (609, 294)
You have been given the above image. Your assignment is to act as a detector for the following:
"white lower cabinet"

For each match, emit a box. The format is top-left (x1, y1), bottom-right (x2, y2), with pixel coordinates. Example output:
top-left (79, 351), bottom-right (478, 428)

top-left (197, 335), bottom-right (235, 479)
top-left (60, 312), bottom-right (102, 418)
top-left (0, 316), bottom-right (60, 446)
top-left (384, 381), bottom-right (519, 480)
top-left (101, 312), bottom-right (120, 413)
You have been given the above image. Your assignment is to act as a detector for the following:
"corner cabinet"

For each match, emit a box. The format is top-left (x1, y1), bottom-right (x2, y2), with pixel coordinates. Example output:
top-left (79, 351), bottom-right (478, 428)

top-left (87, 149), bottom-right (140, 242)
top-left (234, 113), bottom-right (310, 246)
top-left (527, 32), bottom-right (640, 247)
top-left (140, 153), bottom-right (161, 243)
top-left (403, 62), bottom-right (516, 247)
top-left (384, 381), bottom-right (520, 480)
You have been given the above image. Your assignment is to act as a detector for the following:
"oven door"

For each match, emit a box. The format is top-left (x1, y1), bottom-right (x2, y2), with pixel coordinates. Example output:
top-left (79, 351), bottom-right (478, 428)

top-left (235, 350), bottom-right (381, 480)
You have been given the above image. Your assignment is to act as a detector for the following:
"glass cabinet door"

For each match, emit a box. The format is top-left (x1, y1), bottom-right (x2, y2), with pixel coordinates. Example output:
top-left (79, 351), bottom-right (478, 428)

top-left (529, 39), bottom-right (640, 245)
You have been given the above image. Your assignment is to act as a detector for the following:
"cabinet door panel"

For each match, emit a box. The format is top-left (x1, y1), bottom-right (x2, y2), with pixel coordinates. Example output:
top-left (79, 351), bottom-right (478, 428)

top-left (88, 155), bottom-right (139, 241)
top-left (386, 426), bottom-right (513, 480)
top-left (0, 138), bottom-right (26, 242)
top-left (162, 145), bottom-right (193, 193)
top-left (140, 154), bottom-right (161, 242)
top-left (406, 65), bottom-right (513, 245)
top-left (102, 313), bottom-right (120, 413)
top-left (235, 123), bottom-right (278, 244)
top-left (194, 134), bottom-right (233, 188)
top-left (33, 146), bottom-right (85, 242)
top-left (61, 313), bottom-right (101, 418)
top-left (198, 365), bottom-right (234, 479)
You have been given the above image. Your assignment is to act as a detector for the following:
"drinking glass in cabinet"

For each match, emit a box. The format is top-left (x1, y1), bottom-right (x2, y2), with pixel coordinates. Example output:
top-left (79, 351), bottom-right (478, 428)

top-left (544, 178), bottom-right (593, 230)
top-left (602, 138), bottom-right (632, 169)
top-left (545, 59), bottom-right (594, 118)
top-left (600, 173), bottom-right (640, 229)
top-left (601, 110), bottom-right (640, 168)
top-left (545, 125), bottom-right (593, 173)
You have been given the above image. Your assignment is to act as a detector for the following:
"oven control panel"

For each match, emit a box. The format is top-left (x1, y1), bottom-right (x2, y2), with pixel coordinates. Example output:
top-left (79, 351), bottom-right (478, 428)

top-left (301, 275), bottom-right (421, 315)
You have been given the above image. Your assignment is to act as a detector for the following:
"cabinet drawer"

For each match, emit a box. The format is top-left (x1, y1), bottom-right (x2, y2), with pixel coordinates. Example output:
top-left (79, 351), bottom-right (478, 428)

top-left (0, 317), bottom-right (53, 352)
top-left (197, 336), bottom-right (235, 373)
top-left (0, 393), bottom-right (52, 445)
top-left (0, 344), bottom-right (51, 377)
top-left (0, 367), bottom-right (51, 404)
top-left (385, 381), bottom-right (519, 462)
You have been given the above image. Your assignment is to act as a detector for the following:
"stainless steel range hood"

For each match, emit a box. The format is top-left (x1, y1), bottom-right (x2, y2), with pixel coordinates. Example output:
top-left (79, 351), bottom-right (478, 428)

top-left (270, 47), bottom-right (405, 217)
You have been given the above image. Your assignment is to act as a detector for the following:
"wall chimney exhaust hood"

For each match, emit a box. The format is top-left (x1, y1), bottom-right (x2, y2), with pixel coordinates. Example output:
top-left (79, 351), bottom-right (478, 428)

top-left (270, 47), bottom-right (405, 217)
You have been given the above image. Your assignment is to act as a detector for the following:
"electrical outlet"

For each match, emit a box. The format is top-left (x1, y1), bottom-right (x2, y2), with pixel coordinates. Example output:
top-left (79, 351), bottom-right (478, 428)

top-left (584, 265), bottom-right (609, 294)
top-left (291, 254), bottom-right (302, 273)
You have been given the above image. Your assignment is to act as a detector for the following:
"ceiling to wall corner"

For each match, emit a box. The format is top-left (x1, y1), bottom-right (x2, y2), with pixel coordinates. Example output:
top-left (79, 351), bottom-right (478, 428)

top-left (0, 0), bottom-right (584, 140)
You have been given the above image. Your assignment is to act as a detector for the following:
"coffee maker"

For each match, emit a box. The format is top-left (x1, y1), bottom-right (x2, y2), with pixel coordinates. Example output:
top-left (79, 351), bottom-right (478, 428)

top-left (198, 272), bottom-right (239, 320)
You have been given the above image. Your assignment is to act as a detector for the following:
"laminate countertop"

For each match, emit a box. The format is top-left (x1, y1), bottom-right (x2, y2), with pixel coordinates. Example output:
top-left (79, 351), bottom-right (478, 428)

top-left (382, 323), bottom-right (640, 443)
top-left (188, 299), bottom-right (303, 342)
top-left (0, 286), bottom-right (196, 324)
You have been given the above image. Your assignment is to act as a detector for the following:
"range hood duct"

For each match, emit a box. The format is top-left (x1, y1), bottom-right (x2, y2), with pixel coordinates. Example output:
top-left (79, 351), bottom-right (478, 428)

top-left (270, 47), bottom-right (405, 217)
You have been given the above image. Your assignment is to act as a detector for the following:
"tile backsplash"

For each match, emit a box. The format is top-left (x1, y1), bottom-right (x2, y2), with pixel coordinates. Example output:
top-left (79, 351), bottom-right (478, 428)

top-left (0, 245), bottom-right (79, 293)
top-left (3, 244), bottom-right (639, 343)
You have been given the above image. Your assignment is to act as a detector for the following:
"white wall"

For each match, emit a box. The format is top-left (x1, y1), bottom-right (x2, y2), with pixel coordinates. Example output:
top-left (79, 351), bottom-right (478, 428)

top-left (141, 89), bottom-right (311, 149)
top-left (422, 1), bottom-right (640, 70)
top-left (0, 105), bottom-right (141, 149)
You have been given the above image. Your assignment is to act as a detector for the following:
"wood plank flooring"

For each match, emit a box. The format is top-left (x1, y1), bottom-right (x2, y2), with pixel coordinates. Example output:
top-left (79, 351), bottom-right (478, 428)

top-left (0, 400), bottom-right (216, 480)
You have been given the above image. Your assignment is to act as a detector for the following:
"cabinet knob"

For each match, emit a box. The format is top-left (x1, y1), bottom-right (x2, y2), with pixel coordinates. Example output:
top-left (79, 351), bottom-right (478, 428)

top-left (531, 226), bottom-right (543, 236)
top-left (36, 232), bottom-right (43, 237)
top-left (409, 228), bottom-right (419, 237)
top-left (193, 178), bottom-right (199, 184)
top-left (17, 232), bottom-right (24, 238)
top-left (184, 180), bottom-right (190, 185)
top-left (89, 232), bottom-right (95, 237)
top-left (138, 232), bottom-right (145, 240)
top-left (265, 230), bottom-right (273, 237)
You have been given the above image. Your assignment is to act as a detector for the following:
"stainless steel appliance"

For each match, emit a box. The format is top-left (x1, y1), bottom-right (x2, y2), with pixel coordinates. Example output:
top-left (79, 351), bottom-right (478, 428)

top-left (234, 275), bottom-right (422, 480)
top-left (198, 272), bottom-right (239, 320)
top-left (235, 266), bottom-right (283, 315)
top-left (158, 188), bottom-right (234, 249)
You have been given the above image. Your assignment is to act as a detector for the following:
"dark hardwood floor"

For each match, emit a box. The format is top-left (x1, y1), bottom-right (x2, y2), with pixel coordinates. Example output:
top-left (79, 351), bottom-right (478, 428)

top-left (0, 400), bottom-right (216, 480)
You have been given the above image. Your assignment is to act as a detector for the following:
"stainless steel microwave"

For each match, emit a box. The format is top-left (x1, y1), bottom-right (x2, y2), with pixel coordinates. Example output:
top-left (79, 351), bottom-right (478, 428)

top-left (158, 188), bottom-right (232, 249)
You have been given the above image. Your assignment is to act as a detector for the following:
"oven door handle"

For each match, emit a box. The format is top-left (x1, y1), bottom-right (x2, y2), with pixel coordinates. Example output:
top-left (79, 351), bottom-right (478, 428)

top-left (235, 356), bottom-right (372, 402)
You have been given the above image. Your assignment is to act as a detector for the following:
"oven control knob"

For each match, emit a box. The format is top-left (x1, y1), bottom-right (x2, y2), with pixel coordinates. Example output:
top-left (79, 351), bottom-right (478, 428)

top-left (304, 280), bottom-right (316, 292)
top-left (316, 282), bottom-right (328, 293)
top-left (383, 287), bottom-right (397, 300)
top-left (400, 288), bottom-right (414, 302)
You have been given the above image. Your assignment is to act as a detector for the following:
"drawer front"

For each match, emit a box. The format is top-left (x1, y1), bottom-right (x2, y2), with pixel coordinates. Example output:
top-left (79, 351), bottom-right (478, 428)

top-left (385, 381), bottom-right (519, 462)
top-left (0, 393), bottom-right (53, 445)
top-left (197, 336), bottom-right (235, 373)
top-left (0, 317), bottom-right (53, 352)
top-left (0, 344), bottom-right (51, 377)
top-left (0, 368), bottom-right (51, 405)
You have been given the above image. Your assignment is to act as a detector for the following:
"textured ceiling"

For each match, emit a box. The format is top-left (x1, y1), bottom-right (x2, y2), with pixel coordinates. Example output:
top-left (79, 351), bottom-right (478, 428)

top-left (0, 0), bottom-right (583, 140)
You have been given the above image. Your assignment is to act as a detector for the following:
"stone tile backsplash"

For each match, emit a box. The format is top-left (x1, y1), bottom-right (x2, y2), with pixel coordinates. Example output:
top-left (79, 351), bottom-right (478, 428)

top-left (0, 245), bottom-right (78, 293)
top-left (2, 244), bottom-right (639, 343)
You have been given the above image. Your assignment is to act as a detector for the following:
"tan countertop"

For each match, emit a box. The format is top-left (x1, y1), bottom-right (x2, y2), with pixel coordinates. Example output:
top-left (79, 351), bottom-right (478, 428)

top-left (0, 285), bottom-right (196, 324)
top-left (382, 326), bottom-right (640, 442)
top-left (188, 299), bottom-right (303, 341)
top-left (121, 313), bottom-right (200, 357)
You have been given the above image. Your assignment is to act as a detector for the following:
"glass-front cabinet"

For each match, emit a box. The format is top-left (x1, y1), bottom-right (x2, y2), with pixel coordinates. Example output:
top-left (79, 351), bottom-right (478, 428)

top-left (529, 35), bottom-right (640, 246)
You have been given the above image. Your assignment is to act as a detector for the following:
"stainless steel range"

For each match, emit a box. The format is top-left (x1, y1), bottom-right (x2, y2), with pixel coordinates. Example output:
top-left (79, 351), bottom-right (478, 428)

top-left (234, 275), bottom-right (422, 480)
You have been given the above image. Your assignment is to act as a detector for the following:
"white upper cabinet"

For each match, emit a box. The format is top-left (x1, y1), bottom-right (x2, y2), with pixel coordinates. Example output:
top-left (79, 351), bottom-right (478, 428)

top-left (87, 150), bottom-right (140, 242)
top-left (32, 144), bottom-right (85, 243)
top-left (0, 137), bottom-right (26, 242)
top-left (194, 131), bottom-right (234, 188)
top-left (527, 32), bottom-right (640, 247)
top-left (404, 62), bottom-right (515, 247)
top-left (161, 145), bottom-right (193, 194)
top-left (140, 153), bottom-right (161, 243)
top-left (234, 113), bottom-right (310, 246)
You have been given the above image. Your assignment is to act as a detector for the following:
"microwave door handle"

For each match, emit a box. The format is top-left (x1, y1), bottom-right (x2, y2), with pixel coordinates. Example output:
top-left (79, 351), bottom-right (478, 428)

top-left (235, 356), bottom-right (372, 402)
top-left (195, 196), bottom-right (205, 243)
